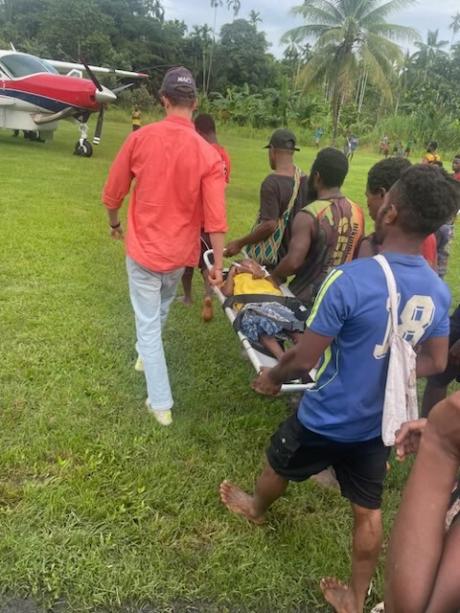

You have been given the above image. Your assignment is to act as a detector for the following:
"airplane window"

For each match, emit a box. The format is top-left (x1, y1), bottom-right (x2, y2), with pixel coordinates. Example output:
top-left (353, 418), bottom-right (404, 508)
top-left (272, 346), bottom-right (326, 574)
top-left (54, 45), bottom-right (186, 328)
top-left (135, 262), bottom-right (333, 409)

top-left (0, 53), bottom-right (58, 78)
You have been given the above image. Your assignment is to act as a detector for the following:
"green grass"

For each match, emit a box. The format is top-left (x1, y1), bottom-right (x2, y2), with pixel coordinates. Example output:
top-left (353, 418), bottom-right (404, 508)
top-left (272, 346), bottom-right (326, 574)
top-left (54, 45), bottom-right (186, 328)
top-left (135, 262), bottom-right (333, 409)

top-left (1, 114), bottom-right (459, 613)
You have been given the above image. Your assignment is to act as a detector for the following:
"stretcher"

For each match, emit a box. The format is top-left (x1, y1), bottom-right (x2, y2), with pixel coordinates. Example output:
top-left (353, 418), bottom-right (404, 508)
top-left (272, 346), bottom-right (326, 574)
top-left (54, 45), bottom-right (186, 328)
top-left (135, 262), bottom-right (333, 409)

top-left (203, 250), bottom-right (315, 393)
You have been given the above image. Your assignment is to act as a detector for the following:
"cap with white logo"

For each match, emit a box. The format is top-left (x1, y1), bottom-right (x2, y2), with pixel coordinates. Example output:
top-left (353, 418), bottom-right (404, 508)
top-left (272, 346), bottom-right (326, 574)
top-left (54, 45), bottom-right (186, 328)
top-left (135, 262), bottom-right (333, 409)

top-left (160, 66), bottom-right (197, 99)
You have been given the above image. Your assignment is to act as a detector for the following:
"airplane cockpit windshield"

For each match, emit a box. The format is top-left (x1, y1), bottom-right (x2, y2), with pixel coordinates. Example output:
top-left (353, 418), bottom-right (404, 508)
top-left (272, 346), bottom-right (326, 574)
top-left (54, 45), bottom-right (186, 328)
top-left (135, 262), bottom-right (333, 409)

top-left (0, 53), bottom-right (59, 78)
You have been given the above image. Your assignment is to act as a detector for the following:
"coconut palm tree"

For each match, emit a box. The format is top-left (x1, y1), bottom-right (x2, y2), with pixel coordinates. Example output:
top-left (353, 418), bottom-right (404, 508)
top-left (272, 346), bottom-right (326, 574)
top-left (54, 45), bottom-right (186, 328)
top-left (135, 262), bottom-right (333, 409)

top-left (282, 0), bottom-right (418, 141)
top-left (248, 9), bottom-right (262, 28)
top-left (412, 29), bottom-right (449, 71)
top-left (450, 12), bottom-right (460, 41)
top-left (204, 0), bottom-right (242, 95)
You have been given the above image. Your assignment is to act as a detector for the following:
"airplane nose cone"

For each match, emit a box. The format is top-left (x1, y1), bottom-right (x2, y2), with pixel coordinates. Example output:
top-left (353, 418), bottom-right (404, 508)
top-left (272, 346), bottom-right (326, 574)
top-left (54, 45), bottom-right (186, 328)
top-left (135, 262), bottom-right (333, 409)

top-left (95, 87), bottom-right (117, 104)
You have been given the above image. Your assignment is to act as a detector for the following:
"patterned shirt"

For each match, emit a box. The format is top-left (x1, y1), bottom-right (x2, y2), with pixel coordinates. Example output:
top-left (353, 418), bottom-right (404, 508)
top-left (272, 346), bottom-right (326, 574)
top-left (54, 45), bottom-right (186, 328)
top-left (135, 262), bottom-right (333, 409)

top-left (289, 197), bottom-right (364, 305)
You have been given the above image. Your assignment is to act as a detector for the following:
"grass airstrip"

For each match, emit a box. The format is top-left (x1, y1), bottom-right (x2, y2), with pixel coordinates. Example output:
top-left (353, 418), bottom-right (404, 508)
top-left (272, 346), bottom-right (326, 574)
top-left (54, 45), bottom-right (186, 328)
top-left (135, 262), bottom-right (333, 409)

top-left (1, 113), bottom-right (459, 612)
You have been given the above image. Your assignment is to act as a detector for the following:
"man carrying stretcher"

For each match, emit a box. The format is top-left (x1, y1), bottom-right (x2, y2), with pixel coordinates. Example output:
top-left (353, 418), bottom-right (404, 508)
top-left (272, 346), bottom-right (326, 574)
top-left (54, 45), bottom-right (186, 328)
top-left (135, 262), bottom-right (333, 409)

top-left (270, 148), bottom-right (364, 307)
top-left (219, 165), bottom-right (460, 613)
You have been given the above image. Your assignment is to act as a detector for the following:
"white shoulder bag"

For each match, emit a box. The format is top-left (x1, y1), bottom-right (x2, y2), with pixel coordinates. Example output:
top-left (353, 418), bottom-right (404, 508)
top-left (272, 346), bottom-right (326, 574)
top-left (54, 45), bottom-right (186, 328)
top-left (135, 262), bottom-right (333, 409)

top-left (374, 255), bottom-right (418, 446)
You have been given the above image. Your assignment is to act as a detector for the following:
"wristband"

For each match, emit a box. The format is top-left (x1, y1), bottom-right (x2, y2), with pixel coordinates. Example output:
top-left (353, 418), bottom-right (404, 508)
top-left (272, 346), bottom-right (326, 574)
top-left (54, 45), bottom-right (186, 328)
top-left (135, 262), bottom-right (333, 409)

top-left (110, 222), bottom-right (121, 229)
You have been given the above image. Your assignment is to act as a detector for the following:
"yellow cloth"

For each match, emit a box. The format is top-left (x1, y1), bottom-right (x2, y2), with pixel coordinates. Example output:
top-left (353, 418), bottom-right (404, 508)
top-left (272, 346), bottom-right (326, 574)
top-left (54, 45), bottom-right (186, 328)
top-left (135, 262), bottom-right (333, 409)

top-left (233, 273), bottom-right (282, 297)
top-left (424, 152), bottom-right (441, 164)
top-left (132, 111), bottom-right (141, 126)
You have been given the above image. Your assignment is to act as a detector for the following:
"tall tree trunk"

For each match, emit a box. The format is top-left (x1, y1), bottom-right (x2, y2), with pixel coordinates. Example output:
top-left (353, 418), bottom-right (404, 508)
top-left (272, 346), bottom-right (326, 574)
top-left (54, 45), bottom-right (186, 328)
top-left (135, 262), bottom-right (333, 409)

top-left (205, 4), bottom-right (218, 96)
top-left (357, 69), bottom-right (368, 114)
top-left (331, 88), bottom-right (343, 145)
top-left (202, 48), bottom-right (207, 97)
top-left (294, 58), bottom-right (301, 89)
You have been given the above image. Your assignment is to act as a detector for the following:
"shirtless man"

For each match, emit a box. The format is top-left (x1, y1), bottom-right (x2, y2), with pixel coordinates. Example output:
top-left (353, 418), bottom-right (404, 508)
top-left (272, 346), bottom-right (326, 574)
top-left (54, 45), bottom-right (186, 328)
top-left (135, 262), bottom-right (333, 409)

top-left (385, 392), bottom-right (460, 612)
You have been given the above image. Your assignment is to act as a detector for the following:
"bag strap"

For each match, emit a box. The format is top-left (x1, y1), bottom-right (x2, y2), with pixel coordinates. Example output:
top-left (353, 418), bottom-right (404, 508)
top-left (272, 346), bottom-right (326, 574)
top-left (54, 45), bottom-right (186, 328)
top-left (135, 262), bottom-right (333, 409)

top-left (374, 254), bottom-right (398, 332)
top-left (285, 166), bottom-right (302, 215)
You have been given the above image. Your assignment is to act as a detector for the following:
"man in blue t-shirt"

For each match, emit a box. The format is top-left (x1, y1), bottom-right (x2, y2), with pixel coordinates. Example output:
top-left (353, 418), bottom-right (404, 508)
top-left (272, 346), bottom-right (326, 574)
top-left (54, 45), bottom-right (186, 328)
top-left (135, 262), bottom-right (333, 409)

top-left (219, 165), bottom-right (460, 613)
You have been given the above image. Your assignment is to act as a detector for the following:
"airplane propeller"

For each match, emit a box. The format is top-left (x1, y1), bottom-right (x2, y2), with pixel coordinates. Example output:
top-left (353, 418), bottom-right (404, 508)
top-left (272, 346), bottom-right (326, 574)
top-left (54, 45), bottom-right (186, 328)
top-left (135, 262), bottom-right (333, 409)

top-left (81, 58), bottom-right (103, 92)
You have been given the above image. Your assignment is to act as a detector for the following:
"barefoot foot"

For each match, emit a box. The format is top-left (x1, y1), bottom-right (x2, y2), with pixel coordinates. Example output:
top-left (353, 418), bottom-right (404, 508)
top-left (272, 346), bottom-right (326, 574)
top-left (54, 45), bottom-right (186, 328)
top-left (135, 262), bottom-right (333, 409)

top-left (219, 480), bottom-right (265, 524)
top-left (177, 296), bottom-right (193, 306)
top-left (320, 577), bottom-right (358, 613)
top-left (202, 296), bottom-right (213, 322)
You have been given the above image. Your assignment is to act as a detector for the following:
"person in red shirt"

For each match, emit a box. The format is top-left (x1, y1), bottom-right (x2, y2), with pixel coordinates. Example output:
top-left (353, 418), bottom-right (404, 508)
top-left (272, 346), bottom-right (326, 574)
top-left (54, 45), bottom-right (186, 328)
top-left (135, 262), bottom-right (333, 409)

top-left (420, 232), bottom-right (438, 269)
top-left (181, 113), bottom-right (231, 321)
top-left (453, 154), bottom-right (460, 181)
top-left (102, 67), bottom-right (227, 426)
top-left (358, 157), bottom-right (438, 270)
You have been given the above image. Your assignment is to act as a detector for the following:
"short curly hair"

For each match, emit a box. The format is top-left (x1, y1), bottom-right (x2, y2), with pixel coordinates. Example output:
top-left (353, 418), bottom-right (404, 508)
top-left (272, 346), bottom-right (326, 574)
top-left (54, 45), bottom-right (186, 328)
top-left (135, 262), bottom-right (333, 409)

top-left (392, 164), bottom-right (460, 235)
top-left (194, 113), bottom-right (216, 135)
top-left (311, 147), bottom-right (349, 188)
top-left (367, 157), bottom-right (411, 194)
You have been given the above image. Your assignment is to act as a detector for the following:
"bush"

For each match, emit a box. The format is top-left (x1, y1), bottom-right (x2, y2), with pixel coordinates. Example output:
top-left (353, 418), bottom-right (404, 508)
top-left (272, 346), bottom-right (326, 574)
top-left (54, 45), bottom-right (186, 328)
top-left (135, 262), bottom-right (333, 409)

top-left (118, 84), bottom-right (155, 112)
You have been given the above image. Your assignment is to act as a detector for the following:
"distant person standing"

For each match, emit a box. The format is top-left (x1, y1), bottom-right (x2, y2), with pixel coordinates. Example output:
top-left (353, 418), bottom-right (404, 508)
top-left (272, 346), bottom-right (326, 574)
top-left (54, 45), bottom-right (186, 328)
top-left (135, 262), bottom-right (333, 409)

top-left (314, 126), bottom-right (324, 148)
top-left (380, 134), bottom-right (389, 158)
top-left (131, 105), bottom-right (142, 131)
top-left (225, 129), bottom-right (309, 267)
top-left (349, 134), bottom-right (359, 160)
top-left (344, 133), bottom-right (352, 158)
top-left (404, 138), bottom-right (413, 158)
top-left (393, 140), bottom-right (404, 157)
top-left (436, 222), bottom-right (454, 279)
top-left (453, 153), bottom-right (460, 181)
top-left (102, 67), bottom-right (227, 426)
top-left (181, 113), bottom-right (232, 322)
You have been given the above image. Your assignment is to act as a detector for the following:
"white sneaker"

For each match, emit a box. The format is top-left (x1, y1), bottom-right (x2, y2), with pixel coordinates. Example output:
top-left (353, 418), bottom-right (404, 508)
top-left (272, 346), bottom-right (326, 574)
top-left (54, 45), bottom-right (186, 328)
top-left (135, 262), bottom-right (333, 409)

top-left (145, 400), bottom-right (173, 426)
top-left (134, 355), bottom-right (144, 372)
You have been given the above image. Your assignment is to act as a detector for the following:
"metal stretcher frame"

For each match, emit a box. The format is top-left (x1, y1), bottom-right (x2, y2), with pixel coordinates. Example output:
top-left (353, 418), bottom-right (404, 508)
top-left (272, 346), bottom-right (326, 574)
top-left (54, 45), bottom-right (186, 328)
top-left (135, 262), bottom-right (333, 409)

top-left (203, 250), bottom-right (315, 394)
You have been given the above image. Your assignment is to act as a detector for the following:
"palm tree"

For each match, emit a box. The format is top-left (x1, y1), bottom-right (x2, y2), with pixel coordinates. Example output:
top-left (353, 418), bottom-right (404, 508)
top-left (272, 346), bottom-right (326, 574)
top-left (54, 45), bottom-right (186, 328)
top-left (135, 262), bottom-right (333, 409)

top-left (249, 9), bottom-right (262, 28)
top-left (283, 34), bottom-right (312, 88)
top-left (450, 12), bottom-right (460, 41)
top-left (282, 0), bottom-right (418, 141)
top-left (204, 0), bottom-right (242, 96)
top-left (411, 30), bottom-right (449, 81)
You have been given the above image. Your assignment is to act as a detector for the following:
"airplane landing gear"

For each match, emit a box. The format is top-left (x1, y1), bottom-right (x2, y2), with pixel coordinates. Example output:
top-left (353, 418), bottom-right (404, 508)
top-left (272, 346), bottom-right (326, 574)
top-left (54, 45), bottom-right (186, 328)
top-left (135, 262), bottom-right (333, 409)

top-left (74, 139), bottom-right (93, 157)
top-left (73, 116), bottom-right (93, 157)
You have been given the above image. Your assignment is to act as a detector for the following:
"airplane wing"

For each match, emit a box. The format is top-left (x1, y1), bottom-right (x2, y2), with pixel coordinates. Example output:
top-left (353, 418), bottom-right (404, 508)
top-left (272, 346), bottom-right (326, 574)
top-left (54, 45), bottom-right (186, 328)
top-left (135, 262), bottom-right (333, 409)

top-left (45, 59), bottom-right (148, 79)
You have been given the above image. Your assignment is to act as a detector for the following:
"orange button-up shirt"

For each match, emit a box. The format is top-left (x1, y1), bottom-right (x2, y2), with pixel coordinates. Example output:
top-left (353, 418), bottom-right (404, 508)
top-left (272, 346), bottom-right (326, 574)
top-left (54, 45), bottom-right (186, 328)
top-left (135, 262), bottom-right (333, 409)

top-left (102, 115), bottom-right (228, 272)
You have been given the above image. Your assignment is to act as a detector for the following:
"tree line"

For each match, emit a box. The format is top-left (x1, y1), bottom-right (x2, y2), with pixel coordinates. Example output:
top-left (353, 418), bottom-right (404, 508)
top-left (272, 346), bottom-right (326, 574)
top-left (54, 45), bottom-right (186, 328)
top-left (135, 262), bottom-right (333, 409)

top-left (1, 0), bottom-right (460, 149)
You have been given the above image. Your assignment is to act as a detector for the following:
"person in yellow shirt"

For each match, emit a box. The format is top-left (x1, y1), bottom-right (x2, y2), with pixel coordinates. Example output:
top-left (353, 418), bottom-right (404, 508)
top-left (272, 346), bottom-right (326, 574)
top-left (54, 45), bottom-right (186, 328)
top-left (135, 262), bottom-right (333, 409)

top-left (423, 141), bottom-right (441, 164)
top-left (131, 105), bottom-right (142, 131)
top-left (222, 259), bottom-right (302, 359)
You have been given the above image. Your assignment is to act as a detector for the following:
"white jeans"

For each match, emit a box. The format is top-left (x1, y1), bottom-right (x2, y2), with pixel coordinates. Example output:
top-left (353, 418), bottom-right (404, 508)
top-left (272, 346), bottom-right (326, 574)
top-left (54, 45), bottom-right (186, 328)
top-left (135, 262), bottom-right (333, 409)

top-left (126, 257), bottom-right (184, 411)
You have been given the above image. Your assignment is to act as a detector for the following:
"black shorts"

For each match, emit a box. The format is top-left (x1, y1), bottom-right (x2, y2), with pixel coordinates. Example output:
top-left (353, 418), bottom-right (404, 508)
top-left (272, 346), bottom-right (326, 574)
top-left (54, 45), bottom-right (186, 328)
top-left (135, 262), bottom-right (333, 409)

top-left (427, 306), bottom-right (460, 387)
top-left (267, 413), bottom-right (390, 510)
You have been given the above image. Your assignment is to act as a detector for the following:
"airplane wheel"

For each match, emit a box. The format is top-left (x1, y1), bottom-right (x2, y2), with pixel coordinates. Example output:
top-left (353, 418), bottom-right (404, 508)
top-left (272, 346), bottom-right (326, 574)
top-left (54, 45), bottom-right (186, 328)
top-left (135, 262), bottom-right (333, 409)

top-left (74, 139), bottom-right (93, 158)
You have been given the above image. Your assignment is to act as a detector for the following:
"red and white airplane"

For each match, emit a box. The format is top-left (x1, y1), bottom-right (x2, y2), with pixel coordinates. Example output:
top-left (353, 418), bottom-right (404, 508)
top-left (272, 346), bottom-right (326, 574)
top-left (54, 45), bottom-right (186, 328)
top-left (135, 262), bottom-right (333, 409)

top-left (0, 49), bottom-right (148, 156)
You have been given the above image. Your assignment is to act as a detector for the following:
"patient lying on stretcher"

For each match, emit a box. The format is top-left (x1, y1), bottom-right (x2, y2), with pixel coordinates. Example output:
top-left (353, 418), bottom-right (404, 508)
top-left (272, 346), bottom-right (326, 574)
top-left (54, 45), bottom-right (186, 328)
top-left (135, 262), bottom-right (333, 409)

top-left (221, 259), bottom-right (304, 359)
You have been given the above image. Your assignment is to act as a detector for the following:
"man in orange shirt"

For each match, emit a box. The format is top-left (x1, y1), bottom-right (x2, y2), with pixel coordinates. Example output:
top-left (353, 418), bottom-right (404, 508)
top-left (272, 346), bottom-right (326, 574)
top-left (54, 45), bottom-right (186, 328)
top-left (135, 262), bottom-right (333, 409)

top-left (102, 67), bottom-right (227, 426)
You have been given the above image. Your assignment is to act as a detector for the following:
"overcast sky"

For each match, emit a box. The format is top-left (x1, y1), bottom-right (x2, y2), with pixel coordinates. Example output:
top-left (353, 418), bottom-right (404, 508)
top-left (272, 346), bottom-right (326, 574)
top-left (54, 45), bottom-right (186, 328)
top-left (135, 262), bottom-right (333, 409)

top-left (162, 0), bottom-right (459, 57)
